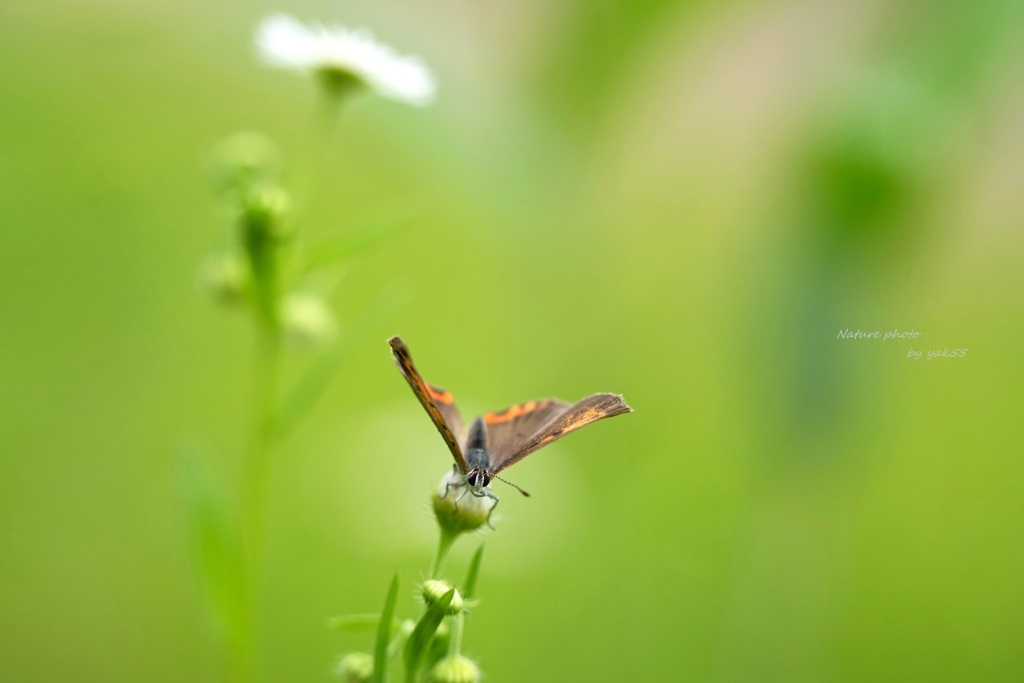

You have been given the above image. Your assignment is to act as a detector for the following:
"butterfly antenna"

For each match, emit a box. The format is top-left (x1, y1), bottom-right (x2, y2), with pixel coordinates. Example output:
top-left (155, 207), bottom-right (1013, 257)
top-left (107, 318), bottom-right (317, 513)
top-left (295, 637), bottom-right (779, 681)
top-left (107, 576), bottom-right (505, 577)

top-left (494, 475), bottom-right (531, 497)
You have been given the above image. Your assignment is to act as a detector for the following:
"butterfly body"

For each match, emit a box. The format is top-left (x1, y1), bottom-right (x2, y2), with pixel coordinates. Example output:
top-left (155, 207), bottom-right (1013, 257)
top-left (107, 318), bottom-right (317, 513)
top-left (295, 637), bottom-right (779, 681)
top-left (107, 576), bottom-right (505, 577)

top-left (462, 417), bottom-right (493, 490)
top-left (388, 336), bottom-right (631, 517)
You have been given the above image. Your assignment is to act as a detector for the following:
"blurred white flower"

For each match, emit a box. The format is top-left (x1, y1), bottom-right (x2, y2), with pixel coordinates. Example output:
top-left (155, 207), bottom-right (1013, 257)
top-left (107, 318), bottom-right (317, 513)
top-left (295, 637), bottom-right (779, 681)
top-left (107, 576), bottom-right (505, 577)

top-left (256, 14), bottom-right (436, 106)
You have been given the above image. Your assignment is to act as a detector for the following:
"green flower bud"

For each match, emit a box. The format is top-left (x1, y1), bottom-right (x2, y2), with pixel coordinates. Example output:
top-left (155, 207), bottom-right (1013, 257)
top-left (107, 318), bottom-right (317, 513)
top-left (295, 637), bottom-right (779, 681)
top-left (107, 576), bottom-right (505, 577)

top-left (198, 253), bottom-right (248, 307)
top-left (210, 131), bottom-right (280, 196)
top-left (421, 579), bottom-right (463, 614)
top-left (242, 185), bottom-right (291, 241)
top-left (429, 655), bottom-right (481, 683)
top-left (283, 294), bottom-right (337, 348)
top-left (432, 470), bottom-right (494, 535)
top-left (335, 652), bottom-right (373, 683)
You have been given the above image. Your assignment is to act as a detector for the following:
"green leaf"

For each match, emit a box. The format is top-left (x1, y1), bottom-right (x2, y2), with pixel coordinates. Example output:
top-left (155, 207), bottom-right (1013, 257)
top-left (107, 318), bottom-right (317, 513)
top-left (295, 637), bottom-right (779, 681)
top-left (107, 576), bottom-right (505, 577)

top-left (403, 588), bottom-right (454, 680)
top-left (462, 545), bottom-right (484, 601)
top-left (388, 619), bottom-right (416, 658)
top-left (273, 285), bottom-right (407, 440)
top-left (372, 572), bottom-right (400, 683)
top-left (304, 214), bottom-right (414, 272)
top-left (179, 445), bottom-right (246, 641)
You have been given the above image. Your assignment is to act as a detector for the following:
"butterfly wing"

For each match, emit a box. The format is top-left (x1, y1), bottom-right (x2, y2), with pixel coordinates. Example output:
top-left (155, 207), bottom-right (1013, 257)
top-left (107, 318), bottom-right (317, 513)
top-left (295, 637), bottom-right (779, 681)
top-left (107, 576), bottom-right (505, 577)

top-left (482, 399), bottom-right (570, 466)
top-left (388, 336), bottom-right (468, 473)
top-left (485, 393), bottom-right (632, 474)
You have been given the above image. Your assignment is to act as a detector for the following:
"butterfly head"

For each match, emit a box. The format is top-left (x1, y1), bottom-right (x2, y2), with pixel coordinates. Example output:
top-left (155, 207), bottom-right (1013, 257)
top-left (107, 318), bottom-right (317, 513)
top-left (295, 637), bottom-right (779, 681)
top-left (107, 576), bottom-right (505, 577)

top-left (466, 469), bottom-right (491, 490)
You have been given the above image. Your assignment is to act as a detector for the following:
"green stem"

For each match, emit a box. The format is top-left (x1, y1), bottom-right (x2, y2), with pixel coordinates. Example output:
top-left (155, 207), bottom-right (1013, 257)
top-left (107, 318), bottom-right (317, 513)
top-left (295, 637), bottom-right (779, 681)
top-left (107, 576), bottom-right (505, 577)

top-left (293, 89), bottom-right (342, 231)
top-left (430, 528), bottom-right (458, 580)
top-left (235, 323), bottom-right (283, 682)
top-left (223, 86), bottom-right (344, 683)
top-left (246, 327), bottom-right (282, 559)
top-left (225, 626), bottom-right (252, 683)
top-left (447, 612), bottom-right (464, 658)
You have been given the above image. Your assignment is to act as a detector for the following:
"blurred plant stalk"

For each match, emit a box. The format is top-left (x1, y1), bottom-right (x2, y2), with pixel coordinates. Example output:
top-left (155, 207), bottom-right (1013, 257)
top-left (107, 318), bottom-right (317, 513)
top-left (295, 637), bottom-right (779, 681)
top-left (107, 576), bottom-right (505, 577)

top-left (196, 14), bottom-right (437, 682)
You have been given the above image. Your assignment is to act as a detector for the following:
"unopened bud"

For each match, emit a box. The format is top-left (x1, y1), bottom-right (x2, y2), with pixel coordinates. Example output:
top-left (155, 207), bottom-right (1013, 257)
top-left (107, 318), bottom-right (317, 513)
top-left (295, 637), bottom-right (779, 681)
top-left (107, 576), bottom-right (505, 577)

top-left (335, 652), bottom-right (373, 683)
top-left (198, 253), bottom-right (248, 306)
top-left (432, 470), bottom-right (493, 535)
top-left (210, 131), bottom-right (280, 196)
top-left (283, 294), bottom-right (337, 348)
top-left (242, 185), bottom-right (291, 241)
top-left (429, 655), bottom-right (481, 683)
top-left (421, 579), bottom-right (463, 614)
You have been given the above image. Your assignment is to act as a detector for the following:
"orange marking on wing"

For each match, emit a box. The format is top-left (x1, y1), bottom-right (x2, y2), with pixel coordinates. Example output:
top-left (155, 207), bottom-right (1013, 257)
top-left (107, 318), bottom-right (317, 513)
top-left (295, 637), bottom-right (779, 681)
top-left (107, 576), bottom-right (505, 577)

top-left (483, 400), bottom-right (546, 424)
top-left (427, 384), bottom-right (454, 404)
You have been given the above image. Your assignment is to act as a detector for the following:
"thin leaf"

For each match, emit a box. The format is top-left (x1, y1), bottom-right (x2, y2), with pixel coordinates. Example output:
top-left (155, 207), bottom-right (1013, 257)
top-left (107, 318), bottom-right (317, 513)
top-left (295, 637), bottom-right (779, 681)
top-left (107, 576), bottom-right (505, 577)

top-left (273, 285), bottom-right (407, 440)
top-left (462, 545), bottom-right (484, 601)
top-left (403, 589), bottom-right (454, 680)
top-left (373, 572), bottom-right (400, 683)
top-left (179, 444), bottom-right (246, 640)
top-left (388, 619), bottom-right (416, 661)
top-left (305, 214), bottom-right (414, 272)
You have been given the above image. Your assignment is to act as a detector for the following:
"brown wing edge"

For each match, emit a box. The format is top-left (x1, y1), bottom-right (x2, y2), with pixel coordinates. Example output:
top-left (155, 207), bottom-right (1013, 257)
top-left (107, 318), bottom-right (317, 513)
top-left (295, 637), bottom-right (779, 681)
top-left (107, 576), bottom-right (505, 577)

top-left (491, 392), bottom-right (632, 474)
top-left (387, 335), bottom-right (468, 472)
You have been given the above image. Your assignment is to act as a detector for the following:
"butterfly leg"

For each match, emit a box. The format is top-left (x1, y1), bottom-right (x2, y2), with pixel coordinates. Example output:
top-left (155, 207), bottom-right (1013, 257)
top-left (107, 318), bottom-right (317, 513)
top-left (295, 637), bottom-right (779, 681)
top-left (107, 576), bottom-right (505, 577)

top-left (443, 466), bottom-right (467, 502)
top-left (480, 489), bottom-right (499, 529)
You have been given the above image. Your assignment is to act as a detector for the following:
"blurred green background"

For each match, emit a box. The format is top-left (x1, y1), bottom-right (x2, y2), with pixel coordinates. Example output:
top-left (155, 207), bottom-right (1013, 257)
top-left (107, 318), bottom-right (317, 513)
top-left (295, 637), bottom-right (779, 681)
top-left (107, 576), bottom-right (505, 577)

top-left (2, 0), bottom-right (1023, 681)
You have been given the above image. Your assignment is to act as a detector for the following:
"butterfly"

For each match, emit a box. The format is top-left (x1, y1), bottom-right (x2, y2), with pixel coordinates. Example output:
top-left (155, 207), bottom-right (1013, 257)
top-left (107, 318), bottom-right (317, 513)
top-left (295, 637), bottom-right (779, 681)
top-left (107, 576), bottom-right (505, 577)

top-left (388, 335), bottom-right (632, 518)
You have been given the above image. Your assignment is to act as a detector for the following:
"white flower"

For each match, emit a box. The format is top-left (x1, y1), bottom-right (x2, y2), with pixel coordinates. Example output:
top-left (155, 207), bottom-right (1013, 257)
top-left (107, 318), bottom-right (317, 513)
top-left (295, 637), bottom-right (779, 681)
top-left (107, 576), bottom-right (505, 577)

top-left (256, 14), bottom-right (436, 106)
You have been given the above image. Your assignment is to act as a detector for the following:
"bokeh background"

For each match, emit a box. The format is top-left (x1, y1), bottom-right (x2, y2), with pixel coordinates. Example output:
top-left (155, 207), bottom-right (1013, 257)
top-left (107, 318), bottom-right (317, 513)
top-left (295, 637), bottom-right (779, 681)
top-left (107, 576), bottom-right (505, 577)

top-left (2, 0), bottom-right (1023, 681)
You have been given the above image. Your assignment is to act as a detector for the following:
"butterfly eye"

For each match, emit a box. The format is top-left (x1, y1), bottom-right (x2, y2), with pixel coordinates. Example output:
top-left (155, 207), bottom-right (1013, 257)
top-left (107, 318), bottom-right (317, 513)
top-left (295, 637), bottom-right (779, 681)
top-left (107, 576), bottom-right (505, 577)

top-left (467, 471), bottom-right (490, 489)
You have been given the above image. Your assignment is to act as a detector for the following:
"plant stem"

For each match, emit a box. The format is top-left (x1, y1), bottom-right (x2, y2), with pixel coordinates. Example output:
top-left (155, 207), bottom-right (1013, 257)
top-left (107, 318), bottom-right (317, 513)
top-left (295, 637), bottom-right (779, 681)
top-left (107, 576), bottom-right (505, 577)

top-left (222, 85), bottom-right (341, 683)
top-left (236, 323), bottom-right (283, 682)
top-left (246, 326), bottom-right (282, 561)
top-left (430, 528), bottom-right (458, 580)
top-left (447, 612), bottom-right (464, 658)
top-left (293, 90), bottom-right (342, 231)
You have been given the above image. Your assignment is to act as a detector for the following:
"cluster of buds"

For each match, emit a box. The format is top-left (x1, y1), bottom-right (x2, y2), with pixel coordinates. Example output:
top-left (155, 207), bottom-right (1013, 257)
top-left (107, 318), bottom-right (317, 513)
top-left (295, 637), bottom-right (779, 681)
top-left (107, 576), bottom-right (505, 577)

top-left (202, 131), bottom-right (336, 348)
